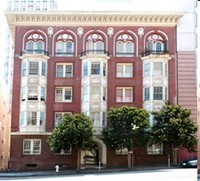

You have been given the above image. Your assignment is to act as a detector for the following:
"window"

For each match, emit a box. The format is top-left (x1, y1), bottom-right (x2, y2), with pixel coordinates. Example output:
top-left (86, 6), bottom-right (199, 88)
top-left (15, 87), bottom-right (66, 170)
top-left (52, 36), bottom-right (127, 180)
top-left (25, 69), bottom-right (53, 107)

top-left (56, 41), bottom-right (74, 56)
top-left (20, 111), bottom-right (26, 127)
top-left (91, 86), bottom-right (100, 100)
top-left (20, 112), bottom-right (45, 127)
top-left (55, 87), bottom-right (72, 102)
top-left (153, 62), bottom-right (163, 76)
top-left (102, 112), bottom-right (106, 126)
top-left (153, 87), bottom-right (163, 100)
top-left (146, 34), bottom-right (166, 53)
top-left (40, 112), bottom-right (45, 126)
top-left (55, 33), bottom-right (74, 56)
top-left (27, 112), bottom-right (37, 125)
top-left (26, 33), bottom-right (44, 54)
top-left (91, 112), bottom-right (100, 126)
top-left (22, 61), bottom-right (47, 76)
top-left (29, 62), bottom-right (39, 75)
top-left (83, 86), bottom-right (88, 101)
top-left (41, 62), bottom-right (46, 76)
top-left (21, 86), bottom-right (26, 101)
top-left (144, 87), bottom-right (150, 101)
top-left (28, 86), bottom-right (38, 100)
top-left (116, 87), bottom-right (133, 102)
top-left (144, 63), bottom-right (150, 77)
top-left (86, 34), bottom-right (104, 54)
top-left (56, 64), bottom-right (73, 77)
top-left (54, 148), bottom-right (72, 155)
top-left (54, 112), bottom-right (72, 127)
top-left (116, 63), bottom-right (133, 77)
top-left (83, 62), bottom-right (88, 76)
top-left (147, 143), bottom-right (163, 155)
top-left (22, 62), bottom-right (27, 76)
top-left (103, 87), bottom-right (106, 101)
top-left (23, 139), bottom-right (41, 155)
top-left (116, 34), bottom-right (134, 57)
top-left (115, 148), bottom-right (128, 155)
top-left (91, 62), bottom-right (100, 75)
top-left (103, 63), bottom-right (106, 76)
top-left (41, 87), bottom-right (46, 101)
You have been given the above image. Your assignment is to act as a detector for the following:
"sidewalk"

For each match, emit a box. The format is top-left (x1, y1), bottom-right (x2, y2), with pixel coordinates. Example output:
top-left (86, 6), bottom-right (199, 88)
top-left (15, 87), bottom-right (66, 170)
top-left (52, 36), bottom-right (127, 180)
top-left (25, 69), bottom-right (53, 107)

top-left (0, 165), bottom-right (180, 177)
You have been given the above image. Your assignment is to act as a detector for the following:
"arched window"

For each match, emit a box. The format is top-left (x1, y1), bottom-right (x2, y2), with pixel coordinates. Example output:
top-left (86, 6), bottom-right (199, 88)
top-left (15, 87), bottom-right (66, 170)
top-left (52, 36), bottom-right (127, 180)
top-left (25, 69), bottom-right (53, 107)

top-left (25, 33), bottom-right (44, 54)
top-left (146, 34), bottom-right (167, 54)
top-left (55, 33), bottom-right (74, 57)
top-left (116, 34), bottom-right (134, 57)
top-left (86, 34), bottom-right (104, 54)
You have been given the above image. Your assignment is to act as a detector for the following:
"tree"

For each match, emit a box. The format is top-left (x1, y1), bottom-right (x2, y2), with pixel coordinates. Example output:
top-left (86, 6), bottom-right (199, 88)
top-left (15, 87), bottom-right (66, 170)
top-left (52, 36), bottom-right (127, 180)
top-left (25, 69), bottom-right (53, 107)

top-left (151, 101), bottom-right (198, 164)
top-left (102, 106), bottom-right (150, 168)
top-left (47, 114), bottom-right (95, 171)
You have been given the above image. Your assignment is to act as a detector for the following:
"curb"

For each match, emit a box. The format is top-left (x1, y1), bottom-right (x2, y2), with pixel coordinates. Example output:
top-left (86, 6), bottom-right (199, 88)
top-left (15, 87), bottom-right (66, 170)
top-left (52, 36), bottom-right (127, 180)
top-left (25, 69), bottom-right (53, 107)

top-left (0, 166), bottom-right (183, 178)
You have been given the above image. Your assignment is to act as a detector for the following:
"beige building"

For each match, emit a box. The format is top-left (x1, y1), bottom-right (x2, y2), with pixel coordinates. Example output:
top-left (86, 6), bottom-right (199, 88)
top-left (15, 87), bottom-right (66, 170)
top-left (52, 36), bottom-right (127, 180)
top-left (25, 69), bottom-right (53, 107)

top-left (0, 79), bottom-right (10, 171)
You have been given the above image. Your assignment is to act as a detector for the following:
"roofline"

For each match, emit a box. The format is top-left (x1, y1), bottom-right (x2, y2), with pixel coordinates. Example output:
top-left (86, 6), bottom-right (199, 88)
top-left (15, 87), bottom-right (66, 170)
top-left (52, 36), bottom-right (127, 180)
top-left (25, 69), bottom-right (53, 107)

top-left (5, 11), bottom-right (183, 41)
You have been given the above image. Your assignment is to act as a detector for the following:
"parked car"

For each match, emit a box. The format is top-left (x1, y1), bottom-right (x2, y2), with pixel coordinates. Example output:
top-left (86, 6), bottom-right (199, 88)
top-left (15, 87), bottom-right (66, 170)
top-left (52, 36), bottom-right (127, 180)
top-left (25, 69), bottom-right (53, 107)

top-left (180, 158), bottom-right (197, 168)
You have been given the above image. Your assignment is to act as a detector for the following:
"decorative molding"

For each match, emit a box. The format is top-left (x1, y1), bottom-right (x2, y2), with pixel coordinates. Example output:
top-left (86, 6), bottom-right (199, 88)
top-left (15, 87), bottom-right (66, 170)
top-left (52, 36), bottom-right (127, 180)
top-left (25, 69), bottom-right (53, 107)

top-left (5, 11), bottom-right (182, 41)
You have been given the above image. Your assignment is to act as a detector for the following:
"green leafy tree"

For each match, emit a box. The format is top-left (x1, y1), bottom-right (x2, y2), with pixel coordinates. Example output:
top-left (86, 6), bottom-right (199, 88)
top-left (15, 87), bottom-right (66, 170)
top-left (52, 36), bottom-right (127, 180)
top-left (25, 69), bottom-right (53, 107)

top-left (47, 114), bottom-right (95, 171)
top-left (102, 106), bottom-right (150, 168)
top-left (151, 101), bottom-right (198, 164)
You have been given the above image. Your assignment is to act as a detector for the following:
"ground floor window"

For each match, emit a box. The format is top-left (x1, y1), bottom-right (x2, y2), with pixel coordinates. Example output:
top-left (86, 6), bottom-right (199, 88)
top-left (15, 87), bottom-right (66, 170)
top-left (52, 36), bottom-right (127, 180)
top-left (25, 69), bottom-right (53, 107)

top-left (147, 143), bottom-right (163, 155)
top-left (23, 139), bottom-right (41, 155)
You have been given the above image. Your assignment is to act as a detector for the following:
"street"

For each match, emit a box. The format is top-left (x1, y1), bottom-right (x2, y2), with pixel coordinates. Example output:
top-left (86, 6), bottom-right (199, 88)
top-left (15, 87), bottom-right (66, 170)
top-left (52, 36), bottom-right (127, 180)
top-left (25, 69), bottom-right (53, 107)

top-left (0, 168), bottom-right (197, 181)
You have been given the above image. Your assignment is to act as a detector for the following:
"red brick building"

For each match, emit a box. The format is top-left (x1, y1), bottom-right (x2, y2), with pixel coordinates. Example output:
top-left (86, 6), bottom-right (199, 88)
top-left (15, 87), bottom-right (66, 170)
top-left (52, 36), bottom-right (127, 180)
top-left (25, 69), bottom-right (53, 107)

top-left (5, 11), bottom-right (195, 171)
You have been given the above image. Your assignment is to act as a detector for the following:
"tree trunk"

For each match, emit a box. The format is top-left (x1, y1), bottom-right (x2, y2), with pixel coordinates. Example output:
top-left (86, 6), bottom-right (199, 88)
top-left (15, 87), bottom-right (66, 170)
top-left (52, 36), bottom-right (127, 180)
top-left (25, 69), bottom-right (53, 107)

top-left (172, 148), bottom-right (179, 165)
top-left (127, 150), bottom-right (133, 168)
top-left (132, 148), bottom-right (135, 167)
top-left (76, 149), bottom-right (81, 172)
top-left (127, 152), bottom-right (131, 168)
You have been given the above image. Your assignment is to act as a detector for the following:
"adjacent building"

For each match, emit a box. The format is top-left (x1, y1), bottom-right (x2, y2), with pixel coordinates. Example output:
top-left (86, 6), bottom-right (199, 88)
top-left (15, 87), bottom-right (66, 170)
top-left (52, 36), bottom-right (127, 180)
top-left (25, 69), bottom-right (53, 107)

top-left (0, 79), bottom-right (10, 171)
top-left (7, 0), bottom-right (57, 11)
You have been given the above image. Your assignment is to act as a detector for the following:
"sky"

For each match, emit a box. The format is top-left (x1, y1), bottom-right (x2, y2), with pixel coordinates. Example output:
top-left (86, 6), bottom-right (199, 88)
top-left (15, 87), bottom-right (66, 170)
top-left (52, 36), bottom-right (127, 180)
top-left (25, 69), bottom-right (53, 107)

top-left (57, 0), bottom-right (188, 12)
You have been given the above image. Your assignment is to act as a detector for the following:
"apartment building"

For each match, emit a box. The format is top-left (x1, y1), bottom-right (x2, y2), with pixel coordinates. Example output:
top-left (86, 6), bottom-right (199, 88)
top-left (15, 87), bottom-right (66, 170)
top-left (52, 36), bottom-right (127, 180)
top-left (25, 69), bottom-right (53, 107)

top-left (5, 10), bottom-right (195, 171)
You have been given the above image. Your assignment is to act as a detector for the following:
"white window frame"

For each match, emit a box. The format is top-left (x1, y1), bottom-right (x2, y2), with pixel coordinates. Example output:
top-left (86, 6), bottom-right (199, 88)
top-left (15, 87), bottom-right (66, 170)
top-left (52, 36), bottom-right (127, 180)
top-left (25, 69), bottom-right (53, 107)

top-left (115, 147), bottom-right (128, 155)
top-left (144, 87), bottom-right (150, 101)
top-left (54, 112), bottom-right (72, 127)
top-left (116, 63), bottom-right (133, 77)
top-left (23, 139), bottom-right (41, 155)
top-left (55, 87), bottom-right (72, 102)
top-left (147, 143), bottom-right (163, 155)
top-left (153, 62), bottom-right (163, 76)
top-left (153, 87), bottom-right (163, 100)
top-left (27, 111), bottom-right (37, 126)
top-left (56, 63), bottom-right (73, 77)
top-left (144, 62), bottom-right (150, 77)
top-left (91, 62), bottom-right (100, 75)
top-left (54, 147), bottom-right (72, 155)
top-left (116, 87), bottom-right (133, 102)
top-left (55, 40), bottom-right (74, 56)
top-left (28, 86), bottom-right (38, 100)
top-left (90, 86), bottom-right (100, 100)
top-left (29, 61), bottom-right (39, 75)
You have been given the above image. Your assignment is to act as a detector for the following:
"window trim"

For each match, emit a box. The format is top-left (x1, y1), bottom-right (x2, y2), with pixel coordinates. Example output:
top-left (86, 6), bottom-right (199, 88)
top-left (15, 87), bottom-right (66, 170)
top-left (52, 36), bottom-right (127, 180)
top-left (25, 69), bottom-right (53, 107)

top-left (55, 87), bottom-right (73, 102)
top-left (23, 139), bottom-right (41, 155)
top-left (116, 87), bottom-right (133, 103)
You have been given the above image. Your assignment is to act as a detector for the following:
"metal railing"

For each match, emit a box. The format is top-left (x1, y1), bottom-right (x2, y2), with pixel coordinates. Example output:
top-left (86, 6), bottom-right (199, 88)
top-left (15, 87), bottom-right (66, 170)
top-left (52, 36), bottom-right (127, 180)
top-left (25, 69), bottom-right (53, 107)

top-left (81, 49), bottom-right (110, 56)
top-left (20, 49), bottom-right (49, 56)
top-left (142, 50), bottom-right (169, 57)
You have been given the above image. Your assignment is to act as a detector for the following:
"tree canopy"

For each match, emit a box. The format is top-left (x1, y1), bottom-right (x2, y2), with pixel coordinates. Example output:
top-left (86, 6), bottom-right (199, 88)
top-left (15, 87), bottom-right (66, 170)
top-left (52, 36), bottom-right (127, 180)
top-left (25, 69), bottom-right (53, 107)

top-left (103, 106), bottom-right (150, 151)
top-left (151, 101), bottom-right (197, 152)
top-left (48, 113), bottom-right (94, 152)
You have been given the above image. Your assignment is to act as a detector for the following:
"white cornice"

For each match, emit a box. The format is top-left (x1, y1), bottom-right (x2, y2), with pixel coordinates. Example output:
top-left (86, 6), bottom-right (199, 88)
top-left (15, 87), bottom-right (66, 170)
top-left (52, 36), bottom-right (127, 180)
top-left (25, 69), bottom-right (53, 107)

top-left (5, 11), bottom-right (183, 41)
